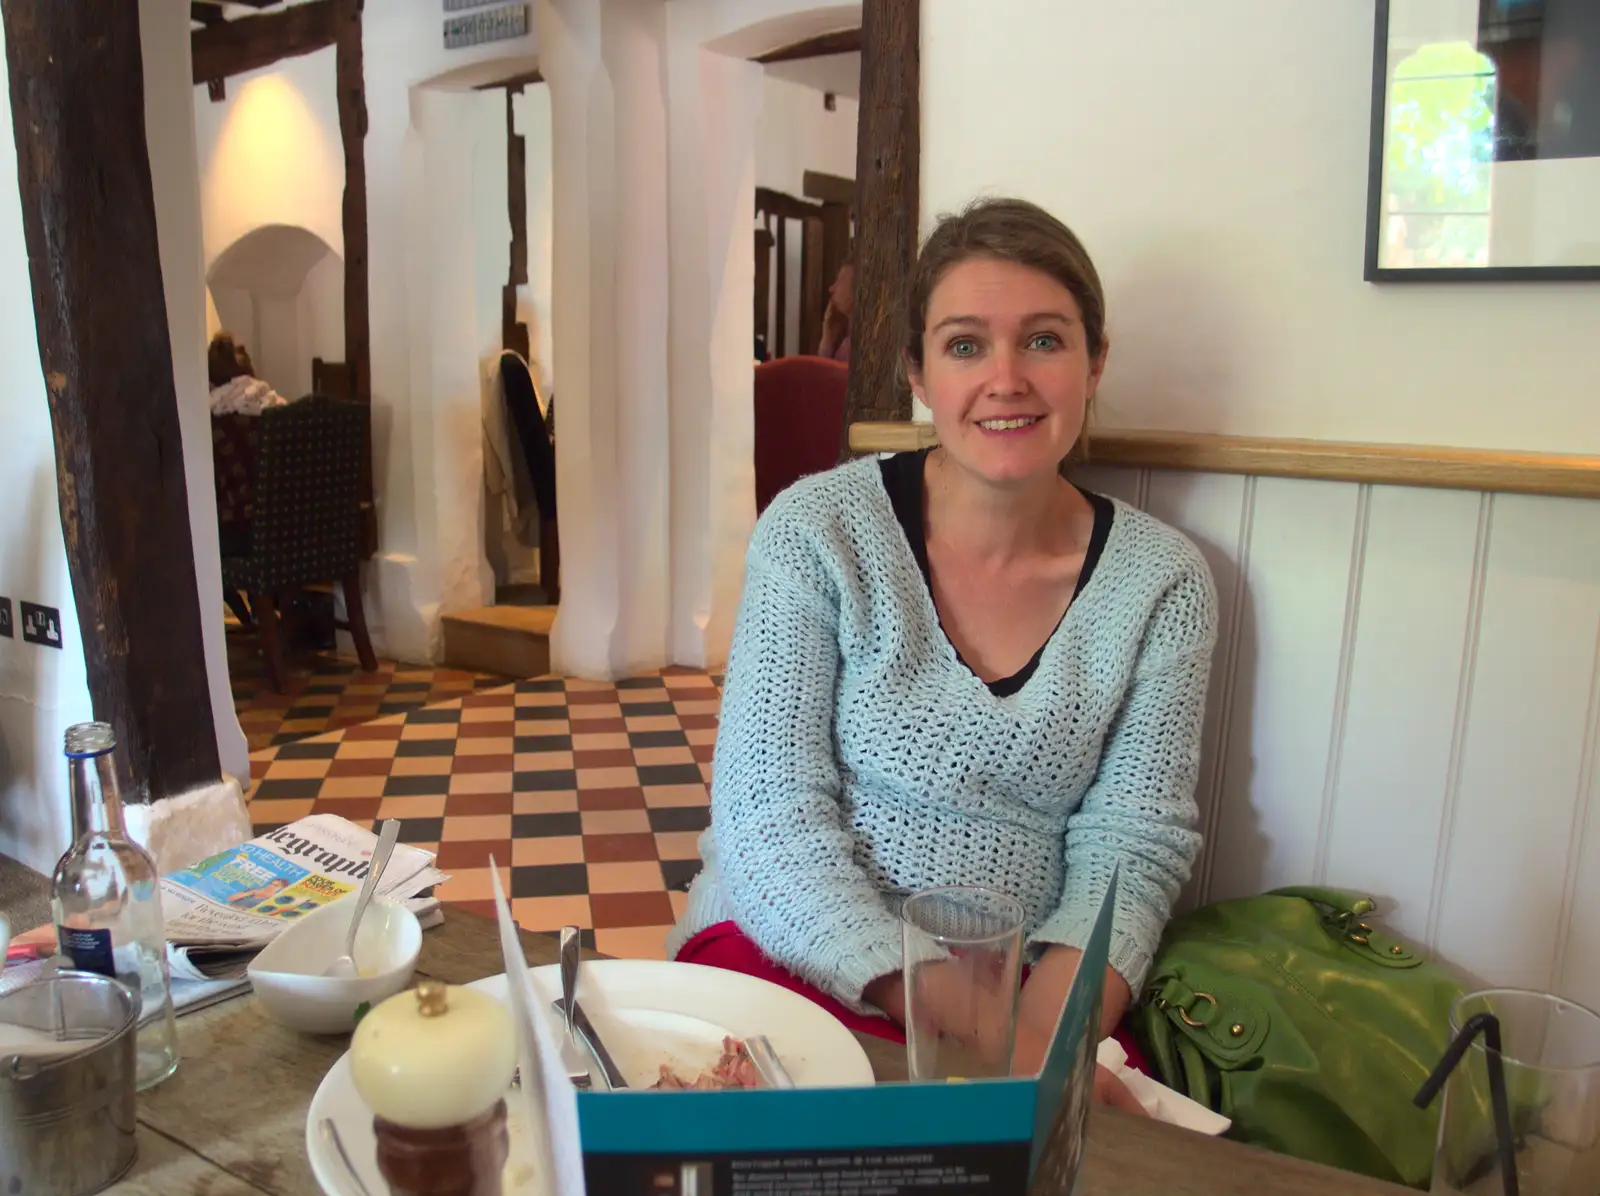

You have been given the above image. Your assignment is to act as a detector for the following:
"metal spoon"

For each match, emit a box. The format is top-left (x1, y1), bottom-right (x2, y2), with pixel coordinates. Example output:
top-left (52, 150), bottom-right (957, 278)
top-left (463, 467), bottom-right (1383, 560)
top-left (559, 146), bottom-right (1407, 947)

top-left (324, 819), bottom-right (400, 979)
top-left (319, 1118), bottom-right (373, 1196)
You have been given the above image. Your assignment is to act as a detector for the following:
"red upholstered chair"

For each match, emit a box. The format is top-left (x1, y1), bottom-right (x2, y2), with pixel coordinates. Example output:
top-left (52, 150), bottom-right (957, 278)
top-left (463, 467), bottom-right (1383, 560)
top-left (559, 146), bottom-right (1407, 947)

top-left (753, 355), bottom-right (849, 515)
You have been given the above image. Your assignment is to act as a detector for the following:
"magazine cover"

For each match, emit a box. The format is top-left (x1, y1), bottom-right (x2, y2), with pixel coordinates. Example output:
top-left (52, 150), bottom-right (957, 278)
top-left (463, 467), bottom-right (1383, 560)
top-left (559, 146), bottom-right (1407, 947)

top-left (570, 868), bottom-right (1120, 1196)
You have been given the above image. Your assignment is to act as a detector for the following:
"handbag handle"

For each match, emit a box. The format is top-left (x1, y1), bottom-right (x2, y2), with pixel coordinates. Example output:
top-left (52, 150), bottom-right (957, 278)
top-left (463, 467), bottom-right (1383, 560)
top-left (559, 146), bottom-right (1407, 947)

top-left (1266, 886), bottom-right (1422, 969)
top-left (1265, 885), bottom-right (1376, 918)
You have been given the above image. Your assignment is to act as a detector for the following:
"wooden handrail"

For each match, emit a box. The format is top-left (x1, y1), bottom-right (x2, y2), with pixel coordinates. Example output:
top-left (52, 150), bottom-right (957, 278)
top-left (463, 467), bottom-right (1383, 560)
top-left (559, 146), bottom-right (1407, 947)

top-left (848, 422), bottom-right (1600, 500)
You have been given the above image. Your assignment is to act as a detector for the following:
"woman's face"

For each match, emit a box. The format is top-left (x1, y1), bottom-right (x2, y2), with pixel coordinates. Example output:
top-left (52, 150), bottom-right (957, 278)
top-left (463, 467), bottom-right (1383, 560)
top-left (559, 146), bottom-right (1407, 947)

top-left (908, 256), bottom-right (1106, 488)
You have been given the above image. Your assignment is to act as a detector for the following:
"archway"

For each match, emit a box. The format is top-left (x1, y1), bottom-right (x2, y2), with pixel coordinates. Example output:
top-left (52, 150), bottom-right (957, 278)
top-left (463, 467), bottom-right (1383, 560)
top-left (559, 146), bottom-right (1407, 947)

top-left (207, 223), bottom-right (345, 403)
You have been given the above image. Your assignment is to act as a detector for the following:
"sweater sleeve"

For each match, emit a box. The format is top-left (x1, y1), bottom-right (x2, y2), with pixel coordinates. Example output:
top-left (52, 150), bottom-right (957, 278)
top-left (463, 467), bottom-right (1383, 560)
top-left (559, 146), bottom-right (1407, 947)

top-left (1029, 557), bottom-right (1218, 994)
top-left (707, 512), bottom-right (906, 1009)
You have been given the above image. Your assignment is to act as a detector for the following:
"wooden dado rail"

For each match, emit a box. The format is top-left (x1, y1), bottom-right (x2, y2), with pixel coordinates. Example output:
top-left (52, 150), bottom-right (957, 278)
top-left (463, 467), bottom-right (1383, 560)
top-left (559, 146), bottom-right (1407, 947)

top-left (848, 421), bottom-right (1600, 500)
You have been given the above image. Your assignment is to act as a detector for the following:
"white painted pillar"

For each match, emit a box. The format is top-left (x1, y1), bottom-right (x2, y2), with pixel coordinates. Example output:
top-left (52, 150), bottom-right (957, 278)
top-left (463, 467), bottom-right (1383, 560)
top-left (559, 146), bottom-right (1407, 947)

top-left (540, 0), bottom-right (766, 678)
top-left (403, 88), bottom-right (499, 658)
top-left (664, 18), bottom-right (762, 666)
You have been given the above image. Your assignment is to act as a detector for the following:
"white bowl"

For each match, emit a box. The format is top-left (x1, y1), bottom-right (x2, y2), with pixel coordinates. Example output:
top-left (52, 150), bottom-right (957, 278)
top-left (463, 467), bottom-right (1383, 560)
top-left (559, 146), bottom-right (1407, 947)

top-left (247, 896), bottom-right (421, 1035)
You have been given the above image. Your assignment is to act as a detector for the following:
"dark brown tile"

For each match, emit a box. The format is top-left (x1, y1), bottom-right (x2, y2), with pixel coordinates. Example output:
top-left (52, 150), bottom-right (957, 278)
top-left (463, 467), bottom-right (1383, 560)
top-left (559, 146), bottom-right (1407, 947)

top-left (577, 787), bottom-right (646, 812)
top-left (583, 833), bottom-right (658, 863)
top-left (590, 890), bottom-right (675, 928)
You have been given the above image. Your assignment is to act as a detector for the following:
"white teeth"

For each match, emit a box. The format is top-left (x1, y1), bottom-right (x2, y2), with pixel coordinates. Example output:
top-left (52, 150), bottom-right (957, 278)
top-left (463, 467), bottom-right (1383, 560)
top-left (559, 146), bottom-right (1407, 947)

top-left (978, 416), bottom-right (1040, 431)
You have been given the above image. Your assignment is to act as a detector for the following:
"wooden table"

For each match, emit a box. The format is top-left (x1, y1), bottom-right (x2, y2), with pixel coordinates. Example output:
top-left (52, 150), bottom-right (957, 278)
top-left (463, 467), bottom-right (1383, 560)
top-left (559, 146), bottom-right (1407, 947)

top-left (110, 907), bottom-right (1410, 1195)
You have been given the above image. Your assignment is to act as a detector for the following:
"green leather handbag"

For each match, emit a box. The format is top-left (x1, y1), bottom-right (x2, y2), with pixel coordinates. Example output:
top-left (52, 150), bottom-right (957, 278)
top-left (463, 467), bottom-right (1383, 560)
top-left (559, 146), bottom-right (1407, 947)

top-left (1132, 886), bottom-right (1469, 1188)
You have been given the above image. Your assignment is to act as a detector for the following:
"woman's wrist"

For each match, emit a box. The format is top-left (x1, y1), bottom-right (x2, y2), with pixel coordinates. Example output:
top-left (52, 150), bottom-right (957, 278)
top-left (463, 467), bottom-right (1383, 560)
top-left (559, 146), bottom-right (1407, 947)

top-left (863, 972), bottom-right (906, 1023)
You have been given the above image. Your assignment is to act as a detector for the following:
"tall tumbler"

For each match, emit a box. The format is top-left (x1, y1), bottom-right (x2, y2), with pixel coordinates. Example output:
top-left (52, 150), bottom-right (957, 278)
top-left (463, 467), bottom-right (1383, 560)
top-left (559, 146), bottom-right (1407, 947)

top-left (901, 886), bottom-right (1025, 1082)
top-left (1431, 988), bottom-right (1600, 1195)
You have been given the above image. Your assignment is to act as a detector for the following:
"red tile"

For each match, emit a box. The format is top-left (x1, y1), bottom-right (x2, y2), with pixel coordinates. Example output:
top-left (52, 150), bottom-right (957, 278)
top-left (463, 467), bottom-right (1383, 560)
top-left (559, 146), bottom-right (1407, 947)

top-left (451, 754), bottom-right (516, 774)
top-left (311, 796), bottom-right (382, 822)
top-left (677, 714), bottom-right (719, 730)
top-left (327, 757), bottom-right (395, 778)
top-left (690, 742), bottom-right (715, 763)
top-left (577, 787), bottom-right (646, 812)
top-left (574, 717), bottom-right (626, 734)
top-left (573, 749), bottom-right (636, 770)
top-left (463, 692), bottom-right (517, 708)
top-left (250, 759), bottom-right (272, 781)
top-left (459, 721), bottom-right (517, 739)
top-left (590, 890), bottom-right (675, 928)
top-left (583, 833), bottom-right (659, 863)
top-left (445, 792), bottom-right (515, 817)
top-left (342, 722), bottom-right (405, 741)
top-left (435, 839), bottom-right (514, 872)
top-left (668, 688), bottom-right (722, 703)
top-left (568, 690), bottom-right (619, 706)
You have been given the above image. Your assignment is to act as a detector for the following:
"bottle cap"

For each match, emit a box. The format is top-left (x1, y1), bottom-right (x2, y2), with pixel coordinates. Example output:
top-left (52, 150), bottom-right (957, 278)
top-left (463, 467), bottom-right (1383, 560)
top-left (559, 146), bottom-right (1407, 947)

top-left (64, 723), bottom-right (116, 758)
top-left (350, 982), bottom-right (516, 1129)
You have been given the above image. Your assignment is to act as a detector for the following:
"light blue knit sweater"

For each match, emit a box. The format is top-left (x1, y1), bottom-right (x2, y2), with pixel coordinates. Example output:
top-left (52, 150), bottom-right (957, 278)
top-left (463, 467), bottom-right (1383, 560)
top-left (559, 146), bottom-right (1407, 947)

top-left (666, 457), bottom-right (1219, 1009)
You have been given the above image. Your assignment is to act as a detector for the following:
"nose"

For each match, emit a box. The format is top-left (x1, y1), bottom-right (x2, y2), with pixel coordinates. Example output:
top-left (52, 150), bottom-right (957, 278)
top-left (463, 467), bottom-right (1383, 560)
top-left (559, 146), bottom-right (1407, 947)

top-left (985, 343), bottom-right (1026, 396)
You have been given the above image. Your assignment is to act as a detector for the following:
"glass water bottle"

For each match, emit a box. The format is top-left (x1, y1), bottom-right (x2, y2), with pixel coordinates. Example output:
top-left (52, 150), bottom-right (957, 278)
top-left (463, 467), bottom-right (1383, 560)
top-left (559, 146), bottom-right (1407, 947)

top-left (50, 721), bottom-right (179, 1090)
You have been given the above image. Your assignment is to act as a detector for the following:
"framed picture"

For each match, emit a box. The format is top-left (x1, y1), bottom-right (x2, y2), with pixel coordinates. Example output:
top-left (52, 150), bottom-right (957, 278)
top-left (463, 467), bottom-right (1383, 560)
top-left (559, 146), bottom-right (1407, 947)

top-left (1364, 0), bottom-right (1600, 280)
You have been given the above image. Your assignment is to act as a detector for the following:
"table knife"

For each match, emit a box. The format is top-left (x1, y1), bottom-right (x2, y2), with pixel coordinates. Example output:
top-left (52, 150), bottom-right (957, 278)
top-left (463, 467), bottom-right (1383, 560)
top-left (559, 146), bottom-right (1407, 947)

top-left (552, 996), bottom-right (628, 1090)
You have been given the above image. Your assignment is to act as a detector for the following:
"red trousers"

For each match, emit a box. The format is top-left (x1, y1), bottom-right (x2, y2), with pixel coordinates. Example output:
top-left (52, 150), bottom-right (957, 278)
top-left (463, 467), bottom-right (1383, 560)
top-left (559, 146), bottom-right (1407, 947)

top-left (674, 920), bottom-right (1150, 1077)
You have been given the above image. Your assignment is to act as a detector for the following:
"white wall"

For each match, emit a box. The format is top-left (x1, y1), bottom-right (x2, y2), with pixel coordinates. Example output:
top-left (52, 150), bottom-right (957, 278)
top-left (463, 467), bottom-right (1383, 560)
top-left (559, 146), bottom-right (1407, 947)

top-left (0, 22), bottom-right (92, 872)
top-left (1071, 464), bottom-right (1600, 1014)
top-left (193, 14), bottom-right (542, 663)
top-left (922, 1), bottom-right (1600, 1005)
top-left (922, 0), bottom-right (1600, 453)
top-left (754, 72), bottom-right (857, 356)
top-left (0, 6), bottom-right (248, 872)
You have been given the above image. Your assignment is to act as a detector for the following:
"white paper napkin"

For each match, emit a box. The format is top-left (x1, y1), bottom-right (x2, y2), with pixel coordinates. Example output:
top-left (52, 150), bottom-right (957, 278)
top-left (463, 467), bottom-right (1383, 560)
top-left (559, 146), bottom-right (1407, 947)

top-left (1097, 1038), bottom-right (1232, 1135)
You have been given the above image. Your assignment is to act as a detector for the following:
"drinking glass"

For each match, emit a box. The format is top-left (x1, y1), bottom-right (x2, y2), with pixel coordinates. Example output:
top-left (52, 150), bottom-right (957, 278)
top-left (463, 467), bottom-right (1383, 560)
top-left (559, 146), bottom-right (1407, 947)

top-left (901, 886), bottom-right (1025, 1081)
top-left (1431, 988), bottom-right (1600, 1195)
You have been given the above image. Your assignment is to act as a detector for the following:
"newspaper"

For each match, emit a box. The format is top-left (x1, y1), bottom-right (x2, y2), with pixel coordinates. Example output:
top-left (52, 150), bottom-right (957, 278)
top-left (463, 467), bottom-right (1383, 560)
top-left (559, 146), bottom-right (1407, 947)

top-left (161, 814), bottom-right (448, 984)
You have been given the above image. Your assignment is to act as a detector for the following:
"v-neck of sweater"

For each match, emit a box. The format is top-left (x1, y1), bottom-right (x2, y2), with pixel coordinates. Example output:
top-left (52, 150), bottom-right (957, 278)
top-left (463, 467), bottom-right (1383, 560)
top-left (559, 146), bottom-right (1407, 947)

top-left (877, 449), bottom-right (1114, 698)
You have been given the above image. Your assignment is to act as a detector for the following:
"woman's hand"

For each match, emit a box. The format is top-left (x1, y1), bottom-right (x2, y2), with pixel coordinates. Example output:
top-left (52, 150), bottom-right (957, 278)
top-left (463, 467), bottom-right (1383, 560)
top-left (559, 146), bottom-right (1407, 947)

top-left (863, 971), bottom-right (907, 1023)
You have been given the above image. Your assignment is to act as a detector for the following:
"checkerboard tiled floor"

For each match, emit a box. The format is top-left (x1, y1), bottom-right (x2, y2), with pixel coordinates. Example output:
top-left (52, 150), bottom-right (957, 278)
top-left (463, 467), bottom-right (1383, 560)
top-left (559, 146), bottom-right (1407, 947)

top-left (229, 628), bottom-right (506, 752)
top-left (246, 669), bottom-right (722, 960)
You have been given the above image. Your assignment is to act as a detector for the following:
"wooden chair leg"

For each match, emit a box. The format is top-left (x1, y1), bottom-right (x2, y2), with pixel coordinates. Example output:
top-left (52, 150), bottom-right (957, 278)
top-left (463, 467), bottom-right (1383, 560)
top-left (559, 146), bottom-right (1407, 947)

top-left (223, 587), bottom-right (254, 629)
top-left (253, 591), bottom-right (288, 694)
top-left (341, 572), bottom-right (379, 674)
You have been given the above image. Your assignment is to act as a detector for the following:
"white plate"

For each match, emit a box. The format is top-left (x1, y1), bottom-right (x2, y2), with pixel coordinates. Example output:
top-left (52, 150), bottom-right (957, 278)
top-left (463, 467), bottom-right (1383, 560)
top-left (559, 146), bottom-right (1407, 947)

top-left (305, 959), bottom-right (878, 1195)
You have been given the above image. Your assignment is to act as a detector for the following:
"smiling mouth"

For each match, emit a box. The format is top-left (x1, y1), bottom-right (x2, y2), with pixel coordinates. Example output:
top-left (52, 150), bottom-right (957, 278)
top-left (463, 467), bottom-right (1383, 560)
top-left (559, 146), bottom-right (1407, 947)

top-left (976, 415), bottom-right (1043, 431)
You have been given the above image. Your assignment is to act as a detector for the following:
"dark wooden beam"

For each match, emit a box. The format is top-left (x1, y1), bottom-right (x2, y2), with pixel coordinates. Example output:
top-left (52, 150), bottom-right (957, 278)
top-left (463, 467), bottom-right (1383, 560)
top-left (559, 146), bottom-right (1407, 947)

top-left (840, 0), bottom-right (917, 450)
top-left (755, 27), bottom-right (860, 64)
top-left (335, 0), bottom-right (375, 555)
top-left (475, 68), bottom-right (543, 92)
top-left (503, 88), bottom-right (530, 361)
top-left (803, 169), bottom-right (855, 208)
top-left (191, 0), bottom-right (336, 84)
top-left (2, 0), bottom-right (221, 798)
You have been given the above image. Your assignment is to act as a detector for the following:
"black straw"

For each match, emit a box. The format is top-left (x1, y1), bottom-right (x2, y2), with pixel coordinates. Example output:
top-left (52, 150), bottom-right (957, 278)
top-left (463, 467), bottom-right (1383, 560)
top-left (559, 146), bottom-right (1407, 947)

top-left (1414, 1011), bottom-right (1519, 1196)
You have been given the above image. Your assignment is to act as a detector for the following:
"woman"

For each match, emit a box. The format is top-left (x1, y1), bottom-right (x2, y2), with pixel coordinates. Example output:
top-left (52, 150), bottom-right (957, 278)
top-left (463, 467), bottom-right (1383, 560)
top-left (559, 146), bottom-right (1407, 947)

top-left (667, 198), bottom-right (1218, 1108)
top-left (207, 331), bottom-right (289, 416)
top-left (816, 260), bottom-right (853, 362)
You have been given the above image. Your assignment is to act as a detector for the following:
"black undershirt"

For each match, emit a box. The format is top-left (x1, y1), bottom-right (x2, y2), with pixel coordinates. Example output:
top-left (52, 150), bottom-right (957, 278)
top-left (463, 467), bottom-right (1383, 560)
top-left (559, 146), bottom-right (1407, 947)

top-left (879, 449), bottom-right (1114, 697)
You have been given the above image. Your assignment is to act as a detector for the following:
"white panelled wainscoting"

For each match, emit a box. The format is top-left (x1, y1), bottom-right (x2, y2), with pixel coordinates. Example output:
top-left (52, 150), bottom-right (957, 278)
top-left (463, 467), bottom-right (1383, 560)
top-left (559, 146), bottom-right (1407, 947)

top-left (1071, 465), bottom-right (1600, 1013)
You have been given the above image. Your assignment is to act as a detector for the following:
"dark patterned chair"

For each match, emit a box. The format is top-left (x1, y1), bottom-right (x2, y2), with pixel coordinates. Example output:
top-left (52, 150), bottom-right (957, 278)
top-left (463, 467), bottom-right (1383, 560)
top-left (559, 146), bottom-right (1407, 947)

top-left (219, 396), bottom-right (378, 692)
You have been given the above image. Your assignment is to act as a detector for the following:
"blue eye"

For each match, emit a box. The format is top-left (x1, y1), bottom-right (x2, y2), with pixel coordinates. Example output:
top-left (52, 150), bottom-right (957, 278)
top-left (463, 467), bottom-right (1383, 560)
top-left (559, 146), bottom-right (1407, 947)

top-left (1028, 332), bottom-right (1061, 351)
top-left (948, 337), bottom-right (980, 358)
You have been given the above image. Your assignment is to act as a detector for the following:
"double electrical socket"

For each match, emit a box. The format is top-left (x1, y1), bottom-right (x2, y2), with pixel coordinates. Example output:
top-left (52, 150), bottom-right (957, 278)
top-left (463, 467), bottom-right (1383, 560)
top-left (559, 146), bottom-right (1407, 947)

top-left (0, 596), bottom-right (62, 648)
